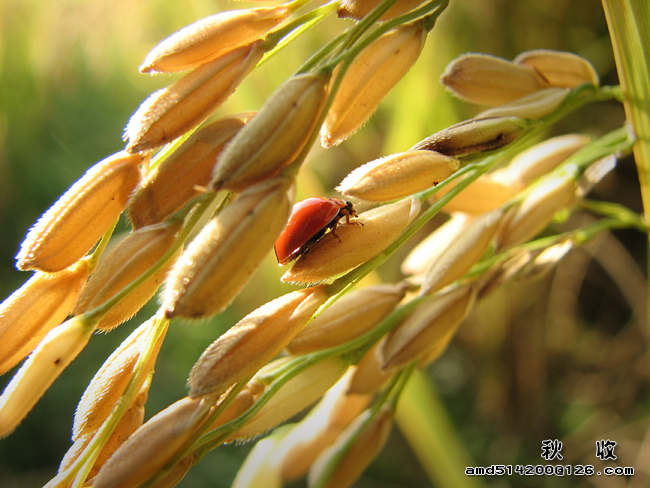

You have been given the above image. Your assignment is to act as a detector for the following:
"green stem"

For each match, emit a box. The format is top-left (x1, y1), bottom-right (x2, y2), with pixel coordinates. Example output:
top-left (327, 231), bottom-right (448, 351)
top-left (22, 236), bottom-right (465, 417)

top-left (578, 199), bottom-right (648, 233)
top-left (67, 315), bottom-right (169, 488)
top-left (601, 0), bottom-right (650, 330)
top-left (192, 358), bottom-right (313, 453)
top-left (86, 218), bottom-right (118, 273)
top-left (467, 217), bottom-right (642, 281)
top-left (562, 124), bottom-right (634, 173)
top-left (146, 131), bottom-right (194, 173)
top-left (325, 0), bottom-right (447, 71)
top-left (310, 363), bottom-right (417, 488)
top-left (601, 2), bottom-right (650, 220)
top-left (140, 380), bottom-right (248, 488)
top-left (260, 1), bottom-right (340, 66)
top-left (490, 124), bottom-right (633, 210)
top-left (84, 192), bottom-right (218, 323)
top-left (333, 0), bottom-right (402, 57)
top-left (285, 0), bottom-right (315, 12)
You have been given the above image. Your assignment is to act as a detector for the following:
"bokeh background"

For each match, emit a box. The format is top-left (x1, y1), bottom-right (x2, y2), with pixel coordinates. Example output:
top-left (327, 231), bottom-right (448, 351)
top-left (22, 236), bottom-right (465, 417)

top-left (0, 0), bottom-right (647, 487)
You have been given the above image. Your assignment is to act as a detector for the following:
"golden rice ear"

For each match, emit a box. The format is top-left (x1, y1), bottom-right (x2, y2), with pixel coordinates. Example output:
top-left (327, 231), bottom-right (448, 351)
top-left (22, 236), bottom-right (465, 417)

top-left (279, 425), bottom-right (341, 483)
top-left (282, 198), bottom-right (420, 285)
top-left (401, 213), bottom-right (473, 276)
top-left (148, 453), bottom-right (195, 488)
top-left (92, 397), bottom-right (208, 488)
top-left (474, 87), bottom-right (570, 120)
top-left (514, 240), bottom-right (574, 283)
top-left (54, 433), bottom-right (92, 484)
top-left (495, 172), bottom-right (577, 251)
top-left (381, 284), bottom-right (476, 371)
top-left (163, 178), bottom-right (295, 319)
top-left (337, 0), bottom-right (427, 22)
top-left (0, 316), bottom-right (95, 438)
top-left (187, 287), bottom-right (327, 398)
top-left (431, 173), bottom-right (519, 215)
top-left (232, 437), bottom-right (284, 488)
top-left (440, 53), bottom-right (549, 106)
top-left (128, 113), bottom-right (254, 229)
top-left (321, 21), bottom-right (427, 148)
top-left (16, 151), bottom-right (145, 273)
top-left (420, 209), bottom-right (503, 295)
top-left (74, 221), bottom-right (181, 331)
top-left (72, 318), bottom-right (163, 442)
top-left (206, 381), bottom-right (265, 433)
top-left (474, 250), bottom-right (532, 300)
top-left (211, 72), bottom-right (330, 192)
top-left (337, 150), bottom-right (459, 202)
top-left (228, 357), bottom-right (349, 441)
top-left (54, 387), bottom-right (150, 486)
top-left (0, 259), bottom-right (89, 375)
top-left (126, 42), bottom-right (263, 154)
top-left (501, 133), bottom-right (592, 186)
top-left (287, 284), bottom-right (406, 355)
top-left (514, 49), bottom-right (599, 88)
top-left (273, 371), bottom-right (372, 481)
top-left (87, 383), bottom-right (149, 479)
top-left (346, 341), bottom-right (394, 395)
top-left (307, 405), bottom-right (393, 488)
top-left (140, 6), bottom-right (291, 74)
top-left (410, 116), bottom-right (529, 157)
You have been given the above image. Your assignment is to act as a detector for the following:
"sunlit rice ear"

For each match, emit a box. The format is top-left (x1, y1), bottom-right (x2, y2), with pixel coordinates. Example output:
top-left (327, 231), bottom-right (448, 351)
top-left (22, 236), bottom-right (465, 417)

top-left (187, 286), bottom-right (327, 398)
top-left (514, 49), bottom-right (599, 88)
top-left (140, 6), bottom-right (291, 74)
top-left (126, 43), bottom-right (263, 154)
top-left (92, 397), bottom-right (209, 488)
top-left (495, 172), bottom-right (577, 251)
top-left (401, 213), bottom-right (473, 276)
top-left (501, 133), bottom-right (591, 186)
top-left (420, 209), bottom-right (502, 295)
top-left (431, 173), bottom-right (518, 215)
top-left (16, 151), bottom-right (145, 273)
top-left (231, 436), bottom-right (283, 488)
top-left (513, 240), bottom-right (574, 283)
top-left (440, 53), bottom-right (550, 106)
top-left (410, 116), bottom-right (529, 157)
top-left (0, 316), bottom-right (95, 438)
top-left (346, 341), bottom-right (394, 395)
top-left (272, 371), bottom-right (372, 482)
top-left (228, 357), bottom-right (348, 441)
top-left (381, 284), bottom-right (477, 372)
top-left (321, 21), bottom-right (427, 148)
top-left (163, 177), bottom-right (295, 319)
top-left (474, 87), bottom-right (570, 120)
top-left (128, 113), bottom-right (254, 228)
top-left (211, 72), bottom-right (330, 192)
top-left (337, 0), bottom-right (427, 22)
top-left (0, 259), bottom-right (90, 375)
top-left (72, 317), bottom-right (164, 442)
top-left (85, 384), bottom-right (149, 480)
top-left (307, 405), bottom-right (393, 488)
top-left (337, 150), bottom-right (460, 202)
top-left (286, 283), bottom-right (407, 354)
top-left (74, 221), bottom-right (181, 331)
top-left (282, 198), bottom-right (420, 285)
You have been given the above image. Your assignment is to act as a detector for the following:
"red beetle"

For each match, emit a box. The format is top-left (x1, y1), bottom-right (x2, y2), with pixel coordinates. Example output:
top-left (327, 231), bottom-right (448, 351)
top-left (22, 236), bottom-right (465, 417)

top-left (275, 197), bottom-right (358, 265)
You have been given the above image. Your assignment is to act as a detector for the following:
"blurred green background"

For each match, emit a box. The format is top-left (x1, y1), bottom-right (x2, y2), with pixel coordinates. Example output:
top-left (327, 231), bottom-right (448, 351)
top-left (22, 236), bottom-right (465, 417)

top-left (0, 0), bottom-right (647, 487)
